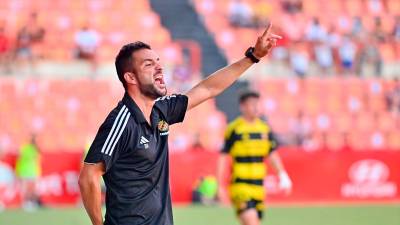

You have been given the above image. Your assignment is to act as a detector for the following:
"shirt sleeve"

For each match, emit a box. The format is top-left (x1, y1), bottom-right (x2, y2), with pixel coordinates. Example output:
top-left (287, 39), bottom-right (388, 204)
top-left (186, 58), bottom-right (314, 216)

top-left (268, 131), bottom-right (280, 155)
top-left (84, 108), bottom-right (130, 172)
top-left (221, 124), bottom-right (237, 154)
top-left (155, 94), bottom-right (188, 125)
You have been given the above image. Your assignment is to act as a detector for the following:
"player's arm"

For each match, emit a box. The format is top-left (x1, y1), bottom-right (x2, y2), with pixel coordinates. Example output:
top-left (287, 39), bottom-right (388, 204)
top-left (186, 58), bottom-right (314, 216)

top-left (268, 151), bottom-right (292, 195)
top-left (216, 153), bottom-right (230, 204)
top-left (217, 123), bottom-right (236, 204)
top-left (79, 162), bottom-right (105, 225)
top-left (185, 23), bottom-right (281, 110)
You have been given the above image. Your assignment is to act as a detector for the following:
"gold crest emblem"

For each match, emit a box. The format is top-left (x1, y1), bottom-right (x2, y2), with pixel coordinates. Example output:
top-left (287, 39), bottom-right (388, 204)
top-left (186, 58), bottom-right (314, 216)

top-left (157, 120), bottom-right (169, 132)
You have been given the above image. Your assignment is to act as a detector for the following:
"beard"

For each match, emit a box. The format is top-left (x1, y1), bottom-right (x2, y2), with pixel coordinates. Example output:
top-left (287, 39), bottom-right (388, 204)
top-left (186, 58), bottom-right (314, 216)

top-left (139, 83), bottom-right (167, 99)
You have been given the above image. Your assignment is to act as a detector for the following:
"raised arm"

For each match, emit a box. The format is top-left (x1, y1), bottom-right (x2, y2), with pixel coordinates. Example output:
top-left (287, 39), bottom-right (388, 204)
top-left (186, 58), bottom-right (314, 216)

top-left (185, 23), bottom-right (281, 110)
top-left (79, 162), bottom-right (105, 225)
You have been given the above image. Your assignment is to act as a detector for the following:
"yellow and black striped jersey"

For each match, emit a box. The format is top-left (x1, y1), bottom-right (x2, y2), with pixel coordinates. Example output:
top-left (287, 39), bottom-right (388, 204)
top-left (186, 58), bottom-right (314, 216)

top-left (222, 116), bottom-right (279, 186)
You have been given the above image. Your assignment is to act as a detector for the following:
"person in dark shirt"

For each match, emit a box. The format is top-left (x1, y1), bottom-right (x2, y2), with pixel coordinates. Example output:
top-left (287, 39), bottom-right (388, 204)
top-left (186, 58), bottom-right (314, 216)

top-left (78, 24), bottom-right (281, 225)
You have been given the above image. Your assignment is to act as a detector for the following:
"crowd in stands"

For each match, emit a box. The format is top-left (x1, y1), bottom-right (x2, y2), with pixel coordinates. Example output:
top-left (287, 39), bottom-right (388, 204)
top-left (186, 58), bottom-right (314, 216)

top-left (252, 77), bottom-right (400, 151)
top-left (0, 12), bottom-right (101, 73)
top-left (195, 0), bottom-right (400, 77)
top-left (0, 0), bottom-right (186, 77)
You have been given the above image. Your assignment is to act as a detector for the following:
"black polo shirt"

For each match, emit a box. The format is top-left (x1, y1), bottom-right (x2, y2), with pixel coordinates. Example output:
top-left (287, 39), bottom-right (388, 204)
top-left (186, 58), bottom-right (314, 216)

top-left (84, 92), bottom-right (188, 225)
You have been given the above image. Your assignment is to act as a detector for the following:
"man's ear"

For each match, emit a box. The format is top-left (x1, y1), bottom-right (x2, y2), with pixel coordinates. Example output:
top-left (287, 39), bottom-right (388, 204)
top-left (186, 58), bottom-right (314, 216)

top-left (124, 72), bottom-right (138, 86)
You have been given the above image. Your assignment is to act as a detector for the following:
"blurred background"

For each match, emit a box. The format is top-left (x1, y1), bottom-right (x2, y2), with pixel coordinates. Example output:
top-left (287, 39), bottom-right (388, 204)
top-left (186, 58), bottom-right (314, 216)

top-left (0, 0), bottom-right (399, 224)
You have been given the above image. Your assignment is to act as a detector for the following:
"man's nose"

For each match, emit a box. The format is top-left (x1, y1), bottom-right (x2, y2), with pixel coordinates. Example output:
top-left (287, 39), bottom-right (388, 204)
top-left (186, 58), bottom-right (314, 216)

top-left (155, 63), bottom-right (163, 72)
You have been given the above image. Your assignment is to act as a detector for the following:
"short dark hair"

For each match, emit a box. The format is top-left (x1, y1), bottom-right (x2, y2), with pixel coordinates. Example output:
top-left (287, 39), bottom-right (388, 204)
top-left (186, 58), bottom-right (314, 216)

top-left (239, 90), bottom-right (260, 103)
top-left (115, 41), bottom-right (151, 89)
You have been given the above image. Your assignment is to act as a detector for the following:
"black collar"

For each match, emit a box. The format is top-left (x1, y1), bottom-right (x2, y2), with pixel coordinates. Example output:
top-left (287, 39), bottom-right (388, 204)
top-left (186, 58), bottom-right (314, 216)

top-left (122, 92), bottom-right (147, 124)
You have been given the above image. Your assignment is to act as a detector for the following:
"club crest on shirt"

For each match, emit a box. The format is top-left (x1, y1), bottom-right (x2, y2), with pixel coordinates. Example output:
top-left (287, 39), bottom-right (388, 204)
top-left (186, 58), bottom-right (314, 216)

top-left (158, 120), bottom-right (169, 136)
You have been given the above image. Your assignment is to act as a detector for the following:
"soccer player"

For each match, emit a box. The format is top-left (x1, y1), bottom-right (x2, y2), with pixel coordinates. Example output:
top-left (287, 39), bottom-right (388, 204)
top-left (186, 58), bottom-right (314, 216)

top-left (217, 91), bottom-right (292, 225)
top-left (79, 24), bottom-right (281, 225)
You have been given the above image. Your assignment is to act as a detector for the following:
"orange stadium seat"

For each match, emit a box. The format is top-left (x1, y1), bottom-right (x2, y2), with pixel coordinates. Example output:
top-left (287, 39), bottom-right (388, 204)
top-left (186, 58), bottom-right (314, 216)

top-left (387, 131), bottom-right (400, 150)
top-left (387, 0), bottom-right (400, 15)
top-left (344, 0), bottom-right (364, 16)
top-left (302, 0), bottom-right (320, 16)
top-left (325, 131), bottom-right (345, 151)
top-left (348, 131), bottom-right (368, 151)
top-left (331, 114), bottom-right (352, 133)
top-left (0, 0), bottom-right (180, 62)
top-left (355, 112), bottom-right (377, 133)
top-left (376, 112), bottom-right (397, 133)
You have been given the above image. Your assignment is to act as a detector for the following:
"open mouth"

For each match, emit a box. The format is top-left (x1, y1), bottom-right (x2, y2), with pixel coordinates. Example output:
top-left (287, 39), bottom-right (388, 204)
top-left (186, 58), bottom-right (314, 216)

top-left (154, 75), bottom-right (165, 85)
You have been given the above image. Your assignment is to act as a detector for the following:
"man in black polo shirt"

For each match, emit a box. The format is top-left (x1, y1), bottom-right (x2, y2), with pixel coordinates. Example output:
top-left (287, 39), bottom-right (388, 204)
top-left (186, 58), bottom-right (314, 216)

top-left (79, 24), bottom-right (281, 225)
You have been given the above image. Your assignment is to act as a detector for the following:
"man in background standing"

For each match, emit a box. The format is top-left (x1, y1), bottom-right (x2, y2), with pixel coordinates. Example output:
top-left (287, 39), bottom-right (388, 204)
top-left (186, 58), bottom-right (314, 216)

top-left (15, 134), bottom-right (42, 211)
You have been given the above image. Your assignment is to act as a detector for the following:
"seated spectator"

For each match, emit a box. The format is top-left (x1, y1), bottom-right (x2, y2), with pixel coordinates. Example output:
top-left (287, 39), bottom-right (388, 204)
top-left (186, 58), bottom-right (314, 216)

top-left (74, 25), bottom-right (100, 73)
top-left (338, 35), bottom-right (357, 74)
top-left (289, 110), bottom-right (312, 146)
top-left (392, 16), bottom-right (400, 42)
top-left (228, 0), bottom-right (254, 28)
top-left (351, 16), bottom-right (365, 40)
top-left (357, 36), bottom-right (382, 76)
top-left (386, 78), bottom-right (400, 117)
top-left (372, 17), bottom-right (386, 43)
top-left (0, 21), bottom-right (10, 73)
top-left (289, 42), bottom-right (309, 77)
top-left (173, 63), bottom-right (193, 93)
top-left (14, 12), bottom-right (45, 72)
top-left (306, 17), bottom-right (327, 42)
top-left (281, 0), bottom-right (302, 14)
top-left (314, 40), bottom-right (334, 75)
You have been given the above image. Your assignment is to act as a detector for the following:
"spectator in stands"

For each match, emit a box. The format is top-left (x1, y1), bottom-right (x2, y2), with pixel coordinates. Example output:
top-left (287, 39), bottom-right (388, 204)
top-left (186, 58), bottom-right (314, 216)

top-left (326, 26), bottom-right (341, 48)
top-left (15, 12), bottom-right (45, 72)
top-left (338, 35), bottom-right (357, 74)
top-left (281, 0), bottom-right (302, 14)
top-left (0, 21), bottom-right (10, 73)
top-left (306, 17), bottom-right (327, 42)
top-left (314, 40), bottom-right (334, 74)
top-left (351, 16), bottom-right (365, 40)
top-left (289, 42), bottom-right (309, 77)
top-left (289, 110), bottom-right (312, 146)
top-left (392, 16), bottom-right (400, 42)
top-left (386, 78), bottom-right (400, 117)
top-left (372, 17), bottom-right (386, 43)
top-left (74, 25), bottom-right (100, 74)
top-left (228, 0), bottom-right (254, 28)
top-left (15, 134), bottom-right (42, 211)
top-left (357, 36), bottom-right (382, 76)
top-left (172, 56), bottom-right (194, 93)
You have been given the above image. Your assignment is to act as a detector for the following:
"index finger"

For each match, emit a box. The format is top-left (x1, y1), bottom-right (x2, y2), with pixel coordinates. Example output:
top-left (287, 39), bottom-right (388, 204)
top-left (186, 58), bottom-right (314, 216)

top-left (262, 22), bottom-right (272, 37)
top-left (269, 34), bottom-right (282, 39)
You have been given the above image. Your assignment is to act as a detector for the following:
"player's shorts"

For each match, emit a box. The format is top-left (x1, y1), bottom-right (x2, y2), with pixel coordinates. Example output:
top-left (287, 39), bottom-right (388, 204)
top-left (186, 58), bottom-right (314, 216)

top-left (234, 199), bottom-right (264, 219)
top-left (229, 183), bottom-right (265, 219)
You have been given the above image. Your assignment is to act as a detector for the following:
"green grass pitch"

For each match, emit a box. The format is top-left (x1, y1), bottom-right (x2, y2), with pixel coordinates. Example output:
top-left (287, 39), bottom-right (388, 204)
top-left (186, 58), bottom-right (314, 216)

top-left (0, 204), bottom-right (399, 225)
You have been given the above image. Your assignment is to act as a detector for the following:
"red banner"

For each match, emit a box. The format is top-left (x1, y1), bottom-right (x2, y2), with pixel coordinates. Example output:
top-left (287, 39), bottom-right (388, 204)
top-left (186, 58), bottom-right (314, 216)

top-left (1, 149), bottom-right (399, 207)
top-left (0, 152), bottom-right (82, 207)
top-left (169, 148), bottom-right (400, 203)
